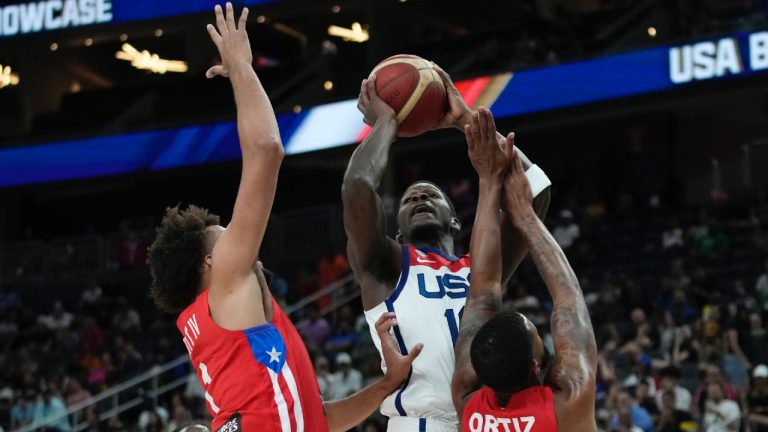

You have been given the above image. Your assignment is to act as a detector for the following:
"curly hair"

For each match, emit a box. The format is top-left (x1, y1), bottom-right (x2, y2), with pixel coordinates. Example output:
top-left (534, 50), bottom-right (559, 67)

top-left (148, 205), bottom-right (220, 313)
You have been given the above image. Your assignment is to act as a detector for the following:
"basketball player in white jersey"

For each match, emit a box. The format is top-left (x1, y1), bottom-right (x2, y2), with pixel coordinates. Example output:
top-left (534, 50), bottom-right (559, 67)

top-left (341, 68), bottom-right (552, 431)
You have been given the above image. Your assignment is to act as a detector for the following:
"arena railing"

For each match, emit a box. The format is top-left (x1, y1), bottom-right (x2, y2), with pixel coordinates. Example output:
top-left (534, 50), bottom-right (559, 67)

top-left (11, 272), bottom-right (358, 432)
top-left (11, 355), bottom-right (190, 432)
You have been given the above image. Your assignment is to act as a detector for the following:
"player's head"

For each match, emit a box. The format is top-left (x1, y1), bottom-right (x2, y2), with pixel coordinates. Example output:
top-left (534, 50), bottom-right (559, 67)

top-left (396, 181), bottom-right (460, 244)
top-left (470, 310), bottom-right (550, 394)
top-left (148, 205), bottom-right (222, 313)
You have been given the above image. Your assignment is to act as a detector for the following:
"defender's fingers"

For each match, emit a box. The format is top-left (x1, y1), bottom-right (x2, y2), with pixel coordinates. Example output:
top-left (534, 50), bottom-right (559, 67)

top-left (214, 4), bottom-right (227, 34)
top-left (206, 65), bottom-right (225, 79)
top-left (206, 24), bottom-right (222, 48)
top-left (225, 2), bottom-right (236, 31)
top-left (238, 7), bottom-right (249, 31)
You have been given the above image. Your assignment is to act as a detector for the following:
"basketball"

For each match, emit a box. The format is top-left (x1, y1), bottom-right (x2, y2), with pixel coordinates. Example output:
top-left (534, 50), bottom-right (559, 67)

top-left (369, 54), bottom-right (448, 137)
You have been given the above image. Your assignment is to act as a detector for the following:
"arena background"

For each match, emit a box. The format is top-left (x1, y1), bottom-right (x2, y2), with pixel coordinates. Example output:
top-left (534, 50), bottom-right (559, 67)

top-left (1, 1), bottom-right (768, 431)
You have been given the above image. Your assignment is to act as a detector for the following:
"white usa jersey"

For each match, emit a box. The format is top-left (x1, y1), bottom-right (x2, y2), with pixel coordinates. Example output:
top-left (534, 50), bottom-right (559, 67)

top-left (365, 244), bottom-right (470, 429)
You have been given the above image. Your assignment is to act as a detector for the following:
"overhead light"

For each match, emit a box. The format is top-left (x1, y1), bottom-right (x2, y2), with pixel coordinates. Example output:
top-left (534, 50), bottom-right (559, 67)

top-left (49, 42), bottom-right (58, 51)
top-left (293, 105), bottom-right (302, 113)
top-left (154, 29), bottom-right (163, 37)
top-left (0, 65), bottom-right (20, 89)
top-left (324, 80), bottom-right (333, 91)
top-left (84, 38), bottom-right (94, 46)
top-left (328, 22), bottom-right (369, 43)
top-left (399, 0), bottom-right (407, 3)
top-left (115, 43), bottom-right (189, 74)
top-left (331, 5), bottom-right (341, 13)
top-left (120, 33), bottom-right (128, 42)
top-left (647, 27), bottom-right (657, 37)
top-left (257, 15), bottom-right (266, 23)
top-left (70, 81), bottom-right (81, 93)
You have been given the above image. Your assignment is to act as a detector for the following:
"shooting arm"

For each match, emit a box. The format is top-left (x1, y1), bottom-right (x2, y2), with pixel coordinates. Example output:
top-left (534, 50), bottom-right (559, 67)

top-left (341, 98), bottom-right (401, 306)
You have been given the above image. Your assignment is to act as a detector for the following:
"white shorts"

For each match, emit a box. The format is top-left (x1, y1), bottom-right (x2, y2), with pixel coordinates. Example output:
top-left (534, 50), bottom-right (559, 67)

top-left (386, 417), bottom-right (458, 432)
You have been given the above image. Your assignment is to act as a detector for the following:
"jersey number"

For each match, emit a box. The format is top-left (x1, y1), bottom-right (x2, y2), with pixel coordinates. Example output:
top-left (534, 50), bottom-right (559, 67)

top-left (199, 362), bottom-right (221, 414)
top-left (444, 307), bottom-right (465, 345)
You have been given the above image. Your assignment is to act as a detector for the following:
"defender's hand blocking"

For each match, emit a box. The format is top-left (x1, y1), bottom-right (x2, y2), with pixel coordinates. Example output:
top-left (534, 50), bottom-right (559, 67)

top-left (431, 63), bottom-right (472, 131)
top-left (502, 149), bottom-right (534, 225)
top-left (206, 3), bottom-right (252, 79)
top-left (375, 312), bottom-right (423, 388)
top-left (357, 75), bottom-right (396, 126)
top-left (465, 107), bottom-right (510, 180)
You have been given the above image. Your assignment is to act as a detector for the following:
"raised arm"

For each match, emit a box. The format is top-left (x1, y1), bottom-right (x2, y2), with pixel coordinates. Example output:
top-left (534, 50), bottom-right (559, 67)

top-left (452, 108), bottom-right (511, 417)
top-left (324, 312), bottom-right (422, 431)
top-left (206, 4), bottom-right (284, 329)
top-left (501, 154), bottom-right (597, 419)
top-left (341, 76), bottom-right (402, 308)
top-left (431, 65), bottom-right (551, 285)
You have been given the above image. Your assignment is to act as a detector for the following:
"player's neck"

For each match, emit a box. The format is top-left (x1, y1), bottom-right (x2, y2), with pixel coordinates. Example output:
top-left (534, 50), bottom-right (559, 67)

top-left (494, 380), bottom-right (540, 406)
top-left (409, 234), bottom-right (454, 256)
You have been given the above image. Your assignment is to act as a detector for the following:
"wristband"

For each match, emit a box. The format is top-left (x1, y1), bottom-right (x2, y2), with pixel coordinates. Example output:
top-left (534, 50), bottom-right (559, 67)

top-left (525, 164), bottom-right (551, 198)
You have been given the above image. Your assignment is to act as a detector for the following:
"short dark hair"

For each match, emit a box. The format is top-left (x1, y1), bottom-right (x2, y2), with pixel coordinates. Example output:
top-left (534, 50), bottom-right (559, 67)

top-left (660, 366), bottom-right (682, 380)
top-left (470, 310), bottom-right (533, 393)
top-left (148, 205), bottom-right (220, 313)
top-left (400, 180), bottom-right (458, 218)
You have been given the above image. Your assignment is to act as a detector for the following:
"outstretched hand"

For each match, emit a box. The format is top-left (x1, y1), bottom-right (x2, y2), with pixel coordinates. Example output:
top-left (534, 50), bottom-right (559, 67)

top-left (357, 75), bottom-right (396, 126)
top-left (431, 62), bottom-right (472, 131)
top-left (502, 147), bottom-right (534, 226)
top-left (465, 107), bottom-right (511, 180)
top-left (375, 312), bottom-right (423, 389)
top-left (206, 2), bottom-right (252, 79)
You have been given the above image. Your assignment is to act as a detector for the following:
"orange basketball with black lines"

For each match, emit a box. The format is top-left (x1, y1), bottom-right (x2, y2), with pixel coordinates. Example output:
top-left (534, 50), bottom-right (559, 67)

top-left (370, 54), bottom-right (447, 137)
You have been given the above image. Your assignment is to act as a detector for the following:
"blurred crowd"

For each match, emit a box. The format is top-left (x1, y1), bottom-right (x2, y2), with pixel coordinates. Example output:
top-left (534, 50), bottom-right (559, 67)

top-left (1, 188), bottom-right (768, 432)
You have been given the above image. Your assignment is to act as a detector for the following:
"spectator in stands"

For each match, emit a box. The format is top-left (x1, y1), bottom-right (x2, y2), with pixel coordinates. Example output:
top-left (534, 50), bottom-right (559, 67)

top-left (0, 388), bottom-right (12, 432)
top-left (694, 364), bottom-right (737, 417)
top-left (111, 297), bottom-right (141, 335)
top-left (314, 355), bottom-right (335, 398)
top-left (38, 302), bottom-right (73, 331)
top-left (701, 382), bottom-right (740, 432)
top-left (610, 391), bottom-right (654, 432)
top-left (655, 367), bottom-right (692, 413)
top-left (662, 221), bottom-right (685, 252)
top-left (33, 384), bottom-right (70, 432)
top-left (663, 260), bottom-right (690, 292)
top-left (552, 209), bottom-right (580, 249)
top-left (324, 319), bottom-right (358, 358)
top-left (79, 281), bottom-right (103, 311)
top-left (656, 390), bottom-right (694, 432)
top-left (10, 388), bottom-right (36, 430)
top-left (317, 245), bottom-right (350, 288)
top-left (138, 401), bottom-right (169, 432)
top-left (166, 393), bottom-right (193, 432)
top-left (63, 377), bottom-right (91, 407)
top-left (0, 286), bottom-right (22, 314)
top-left (636, 381), bottom-right (659, 421)
top-left (750, 313), bottom-right (768, 366)
top-left (327, 352), bottom-right (362, 400)
top-left (296, 303), bottom-right (332, 351)
top-left (757, 258), bottom-right (768, 309)
top-left (748, 364), bottom-right (768, 432)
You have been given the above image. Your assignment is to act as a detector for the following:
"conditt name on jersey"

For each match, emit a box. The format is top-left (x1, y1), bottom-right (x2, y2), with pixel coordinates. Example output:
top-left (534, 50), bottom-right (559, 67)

top-left (417, 272), bottom-right (470, 299)
top-left (0, 0), bottom-right (113, 37)
top-left (467, 413), bottom-right (536, 432)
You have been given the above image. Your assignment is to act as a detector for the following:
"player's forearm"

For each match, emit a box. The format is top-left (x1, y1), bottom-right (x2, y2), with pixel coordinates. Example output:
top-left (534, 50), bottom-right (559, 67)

top-left (342, 114), bottom-right (397, 191)
top-left (229, 64), bottom-right (283, 157)
top-left (468, 178), bottom-right (503, 302)
top-left (514, 209), bottom-right (581, 304)
top-left (324, 376), bottom-right (399, 432)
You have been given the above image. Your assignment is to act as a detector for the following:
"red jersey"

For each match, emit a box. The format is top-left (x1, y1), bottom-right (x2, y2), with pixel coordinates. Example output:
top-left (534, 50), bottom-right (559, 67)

top-left (462, 386), bottom-right (558, 432)
top-left (177, 290), bottom-right (328, 432)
